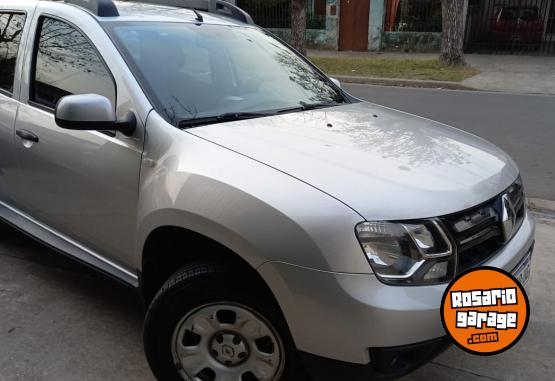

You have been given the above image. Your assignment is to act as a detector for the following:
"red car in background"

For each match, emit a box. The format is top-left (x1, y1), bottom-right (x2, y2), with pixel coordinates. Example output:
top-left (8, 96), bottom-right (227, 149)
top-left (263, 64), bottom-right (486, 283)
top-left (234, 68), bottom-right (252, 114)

top-left (493, 6), bottom-right (544, 44)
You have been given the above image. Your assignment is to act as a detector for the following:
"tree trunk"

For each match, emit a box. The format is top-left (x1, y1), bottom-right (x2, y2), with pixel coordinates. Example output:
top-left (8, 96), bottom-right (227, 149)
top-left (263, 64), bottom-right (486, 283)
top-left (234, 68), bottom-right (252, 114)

top-left (440, 0), bottom-right (466, 66)
top-left (291, 0), bottom-right (307, 55)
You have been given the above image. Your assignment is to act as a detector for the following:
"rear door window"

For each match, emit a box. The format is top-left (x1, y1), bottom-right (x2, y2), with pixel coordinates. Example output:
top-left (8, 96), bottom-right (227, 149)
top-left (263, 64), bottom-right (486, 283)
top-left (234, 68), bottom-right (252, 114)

top-left (31, 17), bottom-right (116, 109)
top-left (0, 13), bottom-right (26, 94)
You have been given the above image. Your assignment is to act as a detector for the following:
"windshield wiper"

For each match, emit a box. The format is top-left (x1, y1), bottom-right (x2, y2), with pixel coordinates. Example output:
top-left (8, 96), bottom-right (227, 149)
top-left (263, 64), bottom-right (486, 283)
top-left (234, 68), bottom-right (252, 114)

top-left (177, 111), bottom-right (273, 129)
top-left (276, 101), bottom-right (343, 115)
top-left (177, 102), bottom-right (344, 128)
top-left (299, 101), bottom-right (343, 110)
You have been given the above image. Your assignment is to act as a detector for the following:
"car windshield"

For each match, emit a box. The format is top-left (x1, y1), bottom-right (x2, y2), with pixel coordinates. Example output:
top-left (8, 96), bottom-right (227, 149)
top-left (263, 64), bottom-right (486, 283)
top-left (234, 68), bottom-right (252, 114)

top-left (500, 7), bottom-right (539, 21)
top-left (107, 22), bottom-right (345, 126)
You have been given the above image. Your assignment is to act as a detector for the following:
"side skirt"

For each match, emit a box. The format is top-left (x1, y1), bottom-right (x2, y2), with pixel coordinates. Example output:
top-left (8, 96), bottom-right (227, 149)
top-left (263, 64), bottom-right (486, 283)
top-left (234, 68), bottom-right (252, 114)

top-left (0, 201), bottom-right (139, 287)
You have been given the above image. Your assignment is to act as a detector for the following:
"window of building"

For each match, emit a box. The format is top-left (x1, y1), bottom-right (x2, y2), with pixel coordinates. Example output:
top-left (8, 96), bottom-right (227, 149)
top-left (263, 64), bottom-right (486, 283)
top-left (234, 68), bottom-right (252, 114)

top-left (386, 0), bottom-right (442, 32)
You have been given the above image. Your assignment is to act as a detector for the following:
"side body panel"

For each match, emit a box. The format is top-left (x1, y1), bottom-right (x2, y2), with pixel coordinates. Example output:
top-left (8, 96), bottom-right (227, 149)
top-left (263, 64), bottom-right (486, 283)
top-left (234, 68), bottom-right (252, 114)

top-left (0, 94), bottom-right (18, 203)
top-left (10, 2), bottom-right (152, 274)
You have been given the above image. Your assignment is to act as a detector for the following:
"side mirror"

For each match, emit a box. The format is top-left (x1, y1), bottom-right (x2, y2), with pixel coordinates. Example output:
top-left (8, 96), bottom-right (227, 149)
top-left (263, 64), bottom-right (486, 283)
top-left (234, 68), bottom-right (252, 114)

top-left (330, 77), bottom-right (341, 88)
top-left (55, 94), bottom-right (136, 136)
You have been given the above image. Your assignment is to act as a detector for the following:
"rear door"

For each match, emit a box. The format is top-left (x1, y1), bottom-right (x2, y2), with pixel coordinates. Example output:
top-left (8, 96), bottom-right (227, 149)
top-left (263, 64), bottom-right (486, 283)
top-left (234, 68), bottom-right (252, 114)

top-left (12, 3), bottom-right (149, 272)
top-left (0, 10), bottom-right (29, 204)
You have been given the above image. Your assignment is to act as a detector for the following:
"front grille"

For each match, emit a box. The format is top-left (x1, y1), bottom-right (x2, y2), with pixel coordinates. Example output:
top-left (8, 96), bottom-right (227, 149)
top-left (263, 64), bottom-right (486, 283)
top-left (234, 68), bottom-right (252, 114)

top-left (440, 178), bottom-right (525, 273)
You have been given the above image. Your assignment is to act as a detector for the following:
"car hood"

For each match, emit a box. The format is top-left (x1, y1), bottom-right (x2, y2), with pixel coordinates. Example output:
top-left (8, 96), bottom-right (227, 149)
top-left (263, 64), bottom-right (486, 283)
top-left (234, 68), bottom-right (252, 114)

top-left (188, 102), bottom-right (519, 220)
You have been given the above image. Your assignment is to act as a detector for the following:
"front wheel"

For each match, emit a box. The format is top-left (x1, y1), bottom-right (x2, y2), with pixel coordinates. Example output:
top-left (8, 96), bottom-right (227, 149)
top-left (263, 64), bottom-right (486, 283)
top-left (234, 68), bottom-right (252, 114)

top-left (144, 262), bottom-right (305, 381)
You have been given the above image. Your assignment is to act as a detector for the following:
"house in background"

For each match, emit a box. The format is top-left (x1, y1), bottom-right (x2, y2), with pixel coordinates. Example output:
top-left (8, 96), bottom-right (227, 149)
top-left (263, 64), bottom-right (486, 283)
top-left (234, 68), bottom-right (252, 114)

top-left (383, 0), bottom-right (443, 51)
top-left (236, 0), bottom-right (337, 49)
top-left (233, 0), bottom-right (555, 55)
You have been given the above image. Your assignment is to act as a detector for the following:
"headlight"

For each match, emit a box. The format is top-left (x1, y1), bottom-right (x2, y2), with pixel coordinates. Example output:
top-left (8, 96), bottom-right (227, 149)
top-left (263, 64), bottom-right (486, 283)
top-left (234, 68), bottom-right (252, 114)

top-left (355, 220), bottom-right (455, 285)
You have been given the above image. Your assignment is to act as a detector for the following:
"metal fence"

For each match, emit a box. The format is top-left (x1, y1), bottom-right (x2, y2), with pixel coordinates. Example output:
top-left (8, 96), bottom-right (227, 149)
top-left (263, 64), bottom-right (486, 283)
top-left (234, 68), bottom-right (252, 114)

top-left (385, 0), bottom-right (442, 32)
top-left (237, 0), bottom-right (326, 30)
top-left (465, 0), bottom-right (555, 55)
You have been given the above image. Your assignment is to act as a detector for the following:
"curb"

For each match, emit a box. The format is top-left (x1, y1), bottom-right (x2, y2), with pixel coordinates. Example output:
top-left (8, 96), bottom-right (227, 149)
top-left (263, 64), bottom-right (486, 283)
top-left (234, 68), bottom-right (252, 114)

top-left (528, 198), bottom-right (555, 214)
top-left (333, 75), bottom-right (476, 91)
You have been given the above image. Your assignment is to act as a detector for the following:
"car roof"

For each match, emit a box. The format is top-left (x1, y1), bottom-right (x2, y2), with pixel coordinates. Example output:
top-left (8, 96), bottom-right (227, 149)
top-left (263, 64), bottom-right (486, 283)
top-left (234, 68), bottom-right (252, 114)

top-left (109, 1), bottom-right (246, 26)
top-left (2, 0), bottom-right (252, 27)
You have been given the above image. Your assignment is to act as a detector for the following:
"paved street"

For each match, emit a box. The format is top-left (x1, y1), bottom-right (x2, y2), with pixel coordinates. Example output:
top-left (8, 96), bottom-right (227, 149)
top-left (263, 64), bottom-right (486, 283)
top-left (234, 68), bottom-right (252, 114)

top-left (344, 84), bottom-right (555, 201)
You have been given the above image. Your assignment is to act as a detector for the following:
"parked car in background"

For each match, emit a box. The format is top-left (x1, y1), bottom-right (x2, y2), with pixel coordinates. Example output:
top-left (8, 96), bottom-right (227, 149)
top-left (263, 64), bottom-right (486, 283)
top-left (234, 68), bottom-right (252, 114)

top-left (493, 6), bottom-right (544, 45)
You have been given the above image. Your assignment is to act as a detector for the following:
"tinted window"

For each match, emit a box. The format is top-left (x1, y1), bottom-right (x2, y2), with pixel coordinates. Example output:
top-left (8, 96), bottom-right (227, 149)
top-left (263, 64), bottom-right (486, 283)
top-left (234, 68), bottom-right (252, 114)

top-left (0, 13), bottom-right (26, 93)
top-left (500, 7), bottom-right (539, 21)
top-left (33, 17), bottom-right (115, 108)
top-left (520, 8), bottom-right (540, 21)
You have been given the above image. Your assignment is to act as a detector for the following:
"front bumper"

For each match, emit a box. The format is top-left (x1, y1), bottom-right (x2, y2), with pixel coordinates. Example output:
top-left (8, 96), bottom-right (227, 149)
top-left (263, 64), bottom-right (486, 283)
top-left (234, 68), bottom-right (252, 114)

top-left (258, 213), bottom-right (535, 368)
top-left (300, 336), bottom-right (451, 380)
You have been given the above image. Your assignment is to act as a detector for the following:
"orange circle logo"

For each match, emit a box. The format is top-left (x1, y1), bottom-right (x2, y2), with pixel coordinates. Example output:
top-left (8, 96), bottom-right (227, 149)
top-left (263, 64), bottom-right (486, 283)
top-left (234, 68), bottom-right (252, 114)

top-left (441, 267), bottom-right (529, 355)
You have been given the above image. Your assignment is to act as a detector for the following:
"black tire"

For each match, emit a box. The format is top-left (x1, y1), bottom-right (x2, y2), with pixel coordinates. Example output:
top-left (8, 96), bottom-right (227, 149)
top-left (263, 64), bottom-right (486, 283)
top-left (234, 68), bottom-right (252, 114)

top-left (144, 261), bottom-right (307, 381)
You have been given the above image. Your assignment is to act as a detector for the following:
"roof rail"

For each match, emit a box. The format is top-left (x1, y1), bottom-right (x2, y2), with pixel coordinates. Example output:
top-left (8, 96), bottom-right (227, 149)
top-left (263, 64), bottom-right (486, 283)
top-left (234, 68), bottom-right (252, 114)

top-left (125, 0), bottom-right (255, 24)
top-left (60, 0), bottom-right (120, 17)
top-left (56, 0), bottom-right (254, 24)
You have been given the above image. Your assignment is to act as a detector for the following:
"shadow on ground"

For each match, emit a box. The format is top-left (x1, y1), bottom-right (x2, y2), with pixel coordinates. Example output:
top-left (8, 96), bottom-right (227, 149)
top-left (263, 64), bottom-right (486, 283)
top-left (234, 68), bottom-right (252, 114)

top-left (0, 222), bottom-right (154, 381)
top-left (1, 215), bottom-right (554, 380)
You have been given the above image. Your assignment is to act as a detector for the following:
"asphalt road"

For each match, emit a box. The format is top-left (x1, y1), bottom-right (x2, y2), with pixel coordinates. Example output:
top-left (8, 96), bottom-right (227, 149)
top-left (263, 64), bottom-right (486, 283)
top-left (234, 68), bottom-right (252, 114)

top-left (344, 84), bottom-right (555, 201)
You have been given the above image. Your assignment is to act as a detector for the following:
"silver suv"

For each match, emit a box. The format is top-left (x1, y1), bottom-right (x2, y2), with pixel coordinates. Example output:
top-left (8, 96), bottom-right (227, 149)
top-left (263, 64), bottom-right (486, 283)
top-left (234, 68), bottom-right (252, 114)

top-left (0, 1), bottom-right (535, 380)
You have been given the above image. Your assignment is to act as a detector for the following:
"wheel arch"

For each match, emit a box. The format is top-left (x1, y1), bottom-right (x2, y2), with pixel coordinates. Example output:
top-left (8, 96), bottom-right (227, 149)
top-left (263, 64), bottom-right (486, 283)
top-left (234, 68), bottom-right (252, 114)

top-left (140, 224), bottom-right (274, 305)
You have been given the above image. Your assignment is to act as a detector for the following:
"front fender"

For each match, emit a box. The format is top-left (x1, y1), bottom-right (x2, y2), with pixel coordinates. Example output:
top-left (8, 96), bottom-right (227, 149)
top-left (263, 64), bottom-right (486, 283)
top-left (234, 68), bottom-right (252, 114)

top-left (135, 112), bottom-right (370, 275)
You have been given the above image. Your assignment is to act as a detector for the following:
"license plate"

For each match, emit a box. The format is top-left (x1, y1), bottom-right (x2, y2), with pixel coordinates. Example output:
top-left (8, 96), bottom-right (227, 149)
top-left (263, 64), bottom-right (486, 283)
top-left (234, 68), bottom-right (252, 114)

top-left (512, 251), bottom-right (532, 285)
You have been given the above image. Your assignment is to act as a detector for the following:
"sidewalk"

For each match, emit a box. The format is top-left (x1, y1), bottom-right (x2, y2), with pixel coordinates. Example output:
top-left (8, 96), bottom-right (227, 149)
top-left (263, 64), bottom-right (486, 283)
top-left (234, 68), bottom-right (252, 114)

top-left (462, 55), bottom-right (555, 95)
top-left (308, 50), bottom-right (555, 95)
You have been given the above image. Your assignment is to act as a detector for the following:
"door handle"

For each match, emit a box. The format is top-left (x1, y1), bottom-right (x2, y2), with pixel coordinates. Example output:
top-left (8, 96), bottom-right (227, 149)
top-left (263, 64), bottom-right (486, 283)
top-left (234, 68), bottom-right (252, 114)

top-left (16, 129), bottom-right (39, 143)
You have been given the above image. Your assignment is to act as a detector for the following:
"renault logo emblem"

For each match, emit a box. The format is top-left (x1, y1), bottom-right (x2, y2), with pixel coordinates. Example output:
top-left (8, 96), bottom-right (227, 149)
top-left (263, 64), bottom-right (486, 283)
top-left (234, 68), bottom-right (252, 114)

top-left (501, 194), bottom-right (517, 242)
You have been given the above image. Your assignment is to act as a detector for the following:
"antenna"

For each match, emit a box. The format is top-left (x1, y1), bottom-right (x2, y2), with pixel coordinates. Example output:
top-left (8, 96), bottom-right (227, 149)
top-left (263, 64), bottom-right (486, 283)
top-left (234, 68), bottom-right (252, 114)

top-left (193, 9), bottom-right (203, 22)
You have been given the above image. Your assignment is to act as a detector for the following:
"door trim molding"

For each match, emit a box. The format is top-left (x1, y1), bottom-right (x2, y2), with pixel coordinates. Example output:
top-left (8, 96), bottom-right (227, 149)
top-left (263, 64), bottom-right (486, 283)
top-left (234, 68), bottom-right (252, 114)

top-left (0, 200), bottom-right (139, 287)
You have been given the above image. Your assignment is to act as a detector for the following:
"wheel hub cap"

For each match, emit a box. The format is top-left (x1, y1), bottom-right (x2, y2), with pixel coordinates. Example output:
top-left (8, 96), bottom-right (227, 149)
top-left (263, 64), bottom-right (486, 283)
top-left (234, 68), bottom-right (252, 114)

top-left (171, 303), bottom-right (284, 381)
top-left (210, 331), bottom-right (249, 366)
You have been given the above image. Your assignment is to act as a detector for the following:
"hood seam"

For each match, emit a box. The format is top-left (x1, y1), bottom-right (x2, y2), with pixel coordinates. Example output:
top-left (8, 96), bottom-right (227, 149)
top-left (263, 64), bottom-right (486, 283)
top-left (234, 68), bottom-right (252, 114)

top-left (184, 130), bottom-right (367, 221)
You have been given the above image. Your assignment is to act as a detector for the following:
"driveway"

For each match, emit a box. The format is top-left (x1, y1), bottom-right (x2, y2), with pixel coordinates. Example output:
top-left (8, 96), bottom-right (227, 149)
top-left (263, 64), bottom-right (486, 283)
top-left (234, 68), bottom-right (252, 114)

top-left (0, 223), bottom-right (151, 381)
top-left (405, 210), bottom-right (555, 381)
top-left (0, 210), bottom-right (554, 380)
